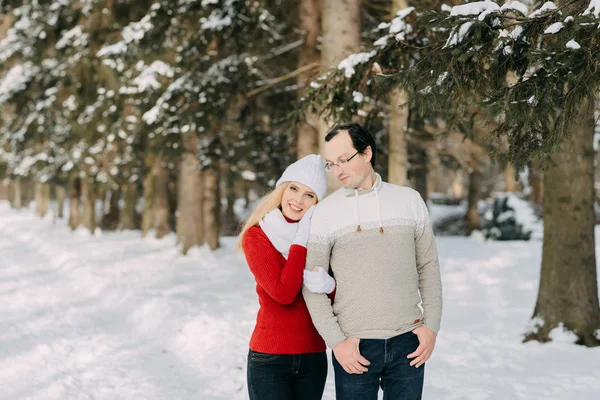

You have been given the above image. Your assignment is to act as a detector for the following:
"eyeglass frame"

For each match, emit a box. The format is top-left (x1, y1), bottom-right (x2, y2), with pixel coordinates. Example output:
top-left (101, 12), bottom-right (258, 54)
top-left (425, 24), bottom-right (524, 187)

top-left (324, 150), bottom-right (361, 172)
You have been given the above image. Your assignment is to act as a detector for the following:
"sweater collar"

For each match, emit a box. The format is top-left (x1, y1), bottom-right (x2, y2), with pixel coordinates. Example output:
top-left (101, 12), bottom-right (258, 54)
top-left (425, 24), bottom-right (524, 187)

top-left (343, 173), bottom-right (383, 197)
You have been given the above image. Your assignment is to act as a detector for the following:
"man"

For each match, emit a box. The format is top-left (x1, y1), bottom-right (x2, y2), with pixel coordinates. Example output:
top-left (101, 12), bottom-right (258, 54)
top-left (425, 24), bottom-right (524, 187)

top-left (302, 123), bottom-right (442, 399)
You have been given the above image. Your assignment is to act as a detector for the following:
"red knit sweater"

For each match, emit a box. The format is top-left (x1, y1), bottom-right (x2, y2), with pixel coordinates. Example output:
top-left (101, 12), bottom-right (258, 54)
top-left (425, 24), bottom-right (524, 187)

top-left (243, 224), bottom-right (327, 354)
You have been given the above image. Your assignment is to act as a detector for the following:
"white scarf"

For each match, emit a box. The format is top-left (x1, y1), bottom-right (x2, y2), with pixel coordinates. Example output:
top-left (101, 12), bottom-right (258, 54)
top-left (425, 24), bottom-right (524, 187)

top-left (259, 208), bottom-right (298, 259)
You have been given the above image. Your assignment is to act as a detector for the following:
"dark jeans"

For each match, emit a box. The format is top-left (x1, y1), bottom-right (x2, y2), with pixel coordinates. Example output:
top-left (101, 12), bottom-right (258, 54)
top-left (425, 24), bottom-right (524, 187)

top-left (247, 350), bottom-right (328, 400)
top-left (332, 331), bottom-right (424, 400)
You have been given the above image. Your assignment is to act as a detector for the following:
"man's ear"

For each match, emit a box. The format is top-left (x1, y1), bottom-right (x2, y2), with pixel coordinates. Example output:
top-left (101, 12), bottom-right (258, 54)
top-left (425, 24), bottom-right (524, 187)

top-left (363, 146), bottom-right (373, 164)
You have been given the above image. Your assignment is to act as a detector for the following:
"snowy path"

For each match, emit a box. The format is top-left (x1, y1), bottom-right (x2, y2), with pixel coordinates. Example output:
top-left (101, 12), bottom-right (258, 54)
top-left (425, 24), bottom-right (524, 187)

top-left (1, 202), bottom-right (599, 399)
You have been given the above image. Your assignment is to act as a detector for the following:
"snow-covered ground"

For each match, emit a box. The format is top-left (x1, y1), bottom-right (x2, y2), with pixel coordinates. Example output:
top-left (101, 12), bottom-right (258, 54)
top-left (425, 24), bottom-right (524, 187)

top-left (1, 201), bottom-right (599, 400)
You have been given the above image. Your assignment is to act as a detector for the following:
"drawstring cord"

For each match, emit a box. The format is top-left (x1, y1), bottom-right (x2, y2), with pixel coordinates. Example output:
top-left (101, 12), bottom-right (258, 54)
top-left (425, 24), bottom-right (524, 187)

top-left (354, 188), bottom-right (384, 234)
top-left (375, 189), bottom-right (384, 234)
top-left (355, 190), bottom-right (361, 232)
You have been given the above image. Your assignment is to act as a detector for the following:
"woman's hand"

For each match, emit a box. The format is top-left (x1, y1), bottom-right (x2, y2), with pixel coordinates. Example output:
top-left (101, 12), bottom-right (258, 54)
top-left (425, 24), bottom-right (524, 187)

top-left (303, 266), bottom-right (336, 294)
top-left (292, 205), bottom-right (315, 247)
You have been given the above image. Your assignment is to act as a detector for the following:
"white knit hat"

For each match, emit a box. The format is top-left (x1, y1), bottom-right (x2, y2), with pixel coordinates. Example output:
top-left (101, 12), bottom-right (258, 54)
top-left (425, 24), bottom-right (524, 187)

top-left (276, 154), bottom-right (327, 201)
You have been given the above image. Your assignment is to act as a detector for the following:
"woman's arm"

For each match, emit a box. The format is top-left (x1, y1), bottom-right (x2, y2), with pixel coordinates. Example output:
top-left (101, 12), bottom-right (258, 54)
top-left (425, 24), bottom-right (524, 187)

top-left (243, 226), bottom-right (307, 305)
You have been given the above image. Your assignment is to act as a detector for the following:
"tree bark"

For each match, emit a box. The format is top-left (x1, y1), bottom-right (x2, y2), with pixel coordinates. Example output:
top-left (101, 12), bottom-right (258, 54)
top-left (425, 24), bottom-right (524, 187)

top-left (412, 147), bottom-right (428, 202)
top-left (178, 133), bottom-right (205, 254)
top-left (34, 182), bottom-right (50, 217)
top-left (21, 178), bottom-right (32, 208)
top-left (119, 182), bottom-right (138, 230)
top-left (466, 170), bottom-right (482, 234)
top-left (203, 167), bottom-right (221, 251)
top-left (34, 182), bottom-right (42, 216)
top-left (530, 157), bottom-right (543, 205)
top-left (222, 167), bottom-right (239, 236)
top-left (11, 178), bottom-right (22, 209)
top-left (81, 177), bottom-right (97, 233)
top-left (388, 0), bottom-right (410, 186)
top-left (151, 155), bottom-right (171, 238)
top-left (319, 0), bottom-right (361, 192)
top-left (525, 100), bottom-right (600, 347)
top-left (101, 188), bottom-right (120, 230)
top-left (296, 0), bottom-right (321, 158)
top-left (55, 184), bottom-right (66, 219)
top-left (141, 153), bottom-right (154, 237)
top-left (504, 162), bottom-right (517, 192)
top-left (68, 176), bottom-right (81, 230)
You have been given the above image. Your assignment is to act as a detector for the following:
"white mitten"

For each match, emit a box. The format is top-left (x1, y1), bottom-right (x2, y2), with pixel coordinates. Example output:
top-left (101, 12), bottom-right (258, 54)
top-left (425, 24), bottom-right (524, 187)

top-left (303, 266), bottom-right (336, 294)
top-left (292, 205), bottom-right (315, 247)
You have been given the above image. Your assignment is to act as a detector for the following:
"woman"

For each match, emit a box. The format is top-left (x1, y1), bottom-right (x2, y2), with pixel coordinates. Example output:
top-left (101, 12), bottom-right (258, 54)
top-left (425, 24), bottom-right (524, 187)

top-left (237, 154), bottom-right (329, 400)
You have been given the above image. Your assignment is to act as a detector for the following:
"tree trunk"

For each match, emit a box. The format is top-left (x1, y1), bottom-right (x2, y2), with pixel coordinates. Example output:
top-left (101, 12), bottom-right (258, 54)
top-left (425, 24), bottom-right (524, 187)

top-left (34, 182), bottom-right (50, 217)
top-left (68, 176), bottom-right (81, 230)
top-left (34, 182), bottom-right (42, 216)
top-left (525, 100), bottom-right (600, 347)
top-left (141, 153), bottom-right (154, 237)
top-left (319, 0), bottom-right (361, 192)
top-left (504, 162), bottom-right (517, 192)
top-left (296, 0), bottom-right (321, 158)
top-left (222, 167), bottom-right (239, 236)
top-left (22, 178), bottom-right (32, 208)
top-left (203, 167), bottom-right (220, 250)
top-left (11, 178), bottom-right (22, 209)
top-left (152, 156), bottom-right (171, 238)
top-left (412, 147), bottom-right (428, 202)
top-left (388, 0), bottom-right (410, 186)
top-left (466, 170), bottom-right (482, 234)
top-left (530, 157), bottom-right (544, 205)
top-left (0, 180), bottom-right (7, 201)
top-left (119, 182), bottom-right (138, 230)
top-left (55, 184), bottom-right (66, 219)
top-left (81, 178), bottom-right (96, 233)
top-left (101, 188), bottom-right (120, 230)
top-left (178, 134), bottom-right (205, 254)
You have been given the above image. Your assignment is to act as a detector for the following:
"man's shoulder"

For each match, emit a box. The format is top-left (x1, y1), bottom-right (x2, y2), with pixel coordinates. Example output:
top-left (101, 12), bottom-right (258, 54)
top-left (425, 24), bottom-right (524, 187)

top-left (315, 189), bottom-right (345, 210)
top-left (381, 181), bottom-right (421, 199)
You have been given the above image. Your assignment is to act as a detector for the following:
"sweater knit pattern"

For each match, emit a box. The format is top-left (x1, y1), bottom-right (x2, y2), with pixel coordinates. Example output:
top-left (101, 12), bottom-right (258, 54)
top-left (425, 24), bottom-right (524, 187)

top-left (302, 176), bottom-right (442, 349)
top-left (243, 225), bottom-right (326, 354)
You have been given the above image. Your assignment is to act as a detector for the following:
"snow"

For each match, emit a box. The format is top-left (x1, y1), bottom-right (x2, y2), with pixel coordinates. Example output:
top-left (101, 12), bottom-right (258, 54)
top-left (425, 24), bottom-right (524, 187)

top-left (131, 61), bottom-right (175, 92)
top-left (529, 2), bottom-right (558, 18)
top-left (584, 0), bottom-right (600, 17)
top-left (0, 63), bottom-right (39, 104)
top-left (55, 26), bottom-right (88, 50)
top-left (201, 14), bottom-right (233, 30)
top-left (500, 1), bottom-right (529, 16)
top-left (450, 2), bottom-right (500, 17)
top-left (566, 39), bottom-right (581, 49)
top-left (2, 202), bottom-right (600, 398)
top-left (97, 15), bottom-right (153, 57)
top-left (337, 51), bottom-right (377, 78)
top-left (374, 8), bottom-right (414, 47)
top-left (544, 22), bottom-right (564, 34)
top-left (352, 91), bottom-right (364, 103)
top-left (505, 193), bottom-right (543, 240)
top-left (444, 22), bottom-right (475, 48)
top-left (436, 72), bottom-right (449, 86)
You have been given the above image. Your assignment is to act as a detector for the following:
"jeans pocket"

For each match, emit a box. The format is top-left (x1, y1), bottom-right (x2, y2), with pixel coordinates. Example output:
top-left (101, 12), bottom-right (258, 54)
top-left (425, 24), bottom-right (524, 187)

top-left (250, 351), bottom-right (280, 363)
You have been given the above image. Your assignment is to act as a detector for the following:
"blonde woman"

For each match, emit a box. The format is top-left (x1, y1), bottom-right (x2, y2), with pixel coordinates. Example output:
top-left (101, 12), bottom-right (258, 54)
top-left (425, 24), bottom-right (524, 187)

top-left (237, 154), bottom-right (331, 400)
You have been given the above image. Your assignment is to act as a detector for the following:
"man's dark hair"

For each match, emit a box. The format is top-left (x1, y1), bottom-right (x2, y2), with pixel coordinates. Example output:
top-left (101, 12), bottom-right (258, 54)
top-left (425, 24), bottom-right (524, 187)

top-left (325, 123), bottom-right (376, 167)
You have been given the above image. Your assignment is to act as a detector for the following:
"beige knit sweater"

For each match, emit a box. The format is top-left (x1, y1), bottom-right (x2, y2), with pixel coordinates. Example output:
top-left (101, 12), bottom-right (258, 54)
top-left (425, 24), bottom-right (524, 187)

top-left (302, 174), bottom-right (442, 349)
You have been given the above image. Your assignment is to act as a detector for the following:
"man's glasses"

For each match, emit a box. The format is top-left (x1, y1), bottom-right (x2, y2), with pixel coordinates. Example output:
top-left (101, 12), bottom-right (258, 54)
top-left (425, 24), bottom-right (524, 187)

top-left (325, 150), bottom-right (360, 172)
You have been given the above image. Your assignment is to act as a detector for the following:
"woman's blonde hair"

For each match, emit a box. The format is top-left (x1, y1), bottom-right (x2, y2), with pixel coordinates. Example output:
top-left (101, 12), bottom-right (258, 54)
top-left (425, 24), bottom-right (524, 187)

top-left (235, 182), bottom-right (290, 252)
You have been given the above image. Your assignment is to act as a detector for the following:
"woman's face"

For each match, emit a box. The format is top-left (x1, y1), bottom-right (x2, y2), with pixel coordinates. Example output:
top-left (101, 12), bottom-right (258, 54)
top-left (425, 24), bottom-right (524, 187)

top-left (280, 181), bottom-right (318, 221)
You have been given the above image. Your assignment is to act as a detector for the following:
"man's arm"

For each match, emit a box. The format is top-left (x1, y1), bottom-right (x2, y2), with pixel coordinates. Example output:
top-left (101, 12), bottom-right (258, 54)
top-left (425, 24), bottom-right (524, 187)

top-left (302, 206), bottom-right (347, 349)
top-left (414, 194), bottom-right (443, 334)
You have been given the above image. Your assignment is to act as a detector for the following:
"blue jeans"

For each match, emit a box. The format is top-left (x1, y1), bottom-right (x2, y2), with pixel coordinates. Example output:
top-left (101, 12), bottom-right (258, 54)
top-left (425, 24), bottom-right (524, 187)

top-left (247, 350), bottom-right (328, 400)
top-left (332, 332), bottom-right (424, 400)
